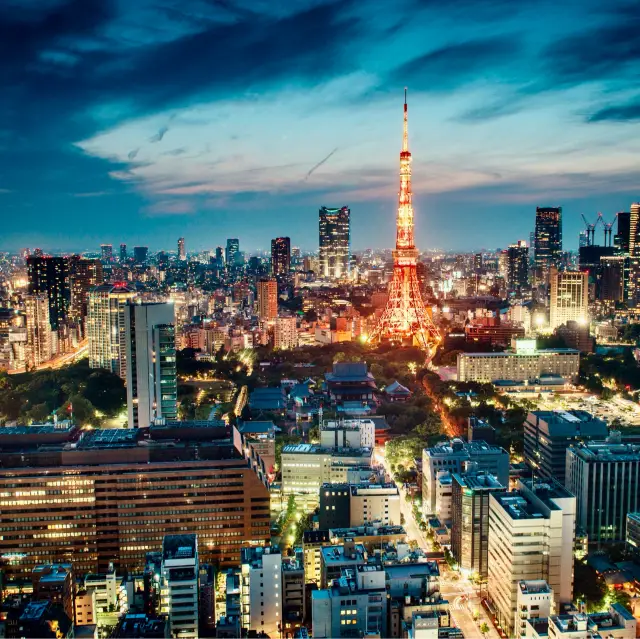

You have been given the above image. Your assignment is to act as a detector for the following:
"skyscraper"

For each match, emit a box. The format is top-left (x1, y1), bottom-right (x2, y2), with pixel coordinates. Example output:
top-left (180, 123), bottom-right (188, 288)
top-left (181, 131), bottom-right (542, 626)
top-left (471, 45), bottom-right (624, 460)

top-left (124, 302), bottom-right (177, 428)
top-left (549, 266), bottom-right (588, 329)
top-left (25, 295), bottom-right (52, 368)
top-left (628, 203), bottom-right (640, 305)
top-left (215, 246), bottom-right (224, 267)
top-left (600, 255), bottom-right (626, 303)
top-left (87, 283), bottom-right (137, 377)
top-left (319, 206), bottom-right (350, 279)
top-left (615, 211), bottom-right (631, 254)
top-left (451, 471), bottom-right (505, 580)
top-left (133, 246), bottom-right (148, 265)
top-left (506, 240), bottom-right (529, 293)
top-left (226, 239), bottom-right (239, 267)
top-left (27, 256), bottom-right (70, 331)
top-left (271, 236), bottom-right (291, 276)
top-left (178, 237), bottom-right (186, 261)
top-left (257, 278), bottom-right (278, 321)
top-left (69, 257), bottom-right (103, 332)
top-left (163, 535), bottom-right (199, 639)
top-left (100, 244), bottom-right (113, 262)
top-left (534, 207), bottom-right (562, 280)
top-left (119, 243), bottom-right (127, 263)
top-left (274, 316), bottom-right (298, 350)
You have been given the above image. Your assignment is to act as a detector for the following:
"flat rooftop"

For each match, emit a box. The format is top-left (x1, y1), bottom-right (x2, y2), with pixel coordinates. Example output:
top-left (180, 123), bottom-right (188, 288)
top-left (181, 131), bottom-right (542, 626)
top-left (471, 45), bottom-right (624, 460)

top-left (162, 534), bottom-right (196, 560)
top-left (519, 580), bottom-right (552, 595)
top-left (570, 440), bottom-right (640, 462)
top-left (527, 410), bottom-right (607, 437)
top-left (453, 471), bottom-right (504, 491)
top-left (426, 439), bottom-right (506, 457)
top-left (282, 443), bottom-right (371, 456)
top-left (494, 493), bottom-right (549, 520)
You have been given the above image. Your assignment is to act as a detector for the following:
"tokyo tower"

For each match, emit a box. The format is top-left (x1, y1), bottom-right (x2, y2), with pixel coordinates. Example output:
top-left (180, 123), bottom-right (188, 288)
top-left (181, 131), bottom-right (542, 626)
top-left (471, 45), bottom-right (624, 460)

top-left (368, 90), bottom-right (441, 360)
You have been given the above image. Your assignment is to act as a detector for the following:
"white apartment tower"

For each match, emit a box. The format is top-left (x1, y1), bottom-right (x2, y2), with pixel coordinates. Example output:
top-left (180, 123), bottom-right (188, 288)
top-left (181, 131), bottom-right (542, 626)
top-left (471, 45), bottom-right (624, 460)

top-left (87, 283), bottom-right (137, 376)
top-left (487, 479), bottom-right (575, 637)
top-left (124, 302), bottom-right (177, 428)
top-left (274, 316), bottom-right (298, 350)
top-left (241, 546), bottom-right (282, 637)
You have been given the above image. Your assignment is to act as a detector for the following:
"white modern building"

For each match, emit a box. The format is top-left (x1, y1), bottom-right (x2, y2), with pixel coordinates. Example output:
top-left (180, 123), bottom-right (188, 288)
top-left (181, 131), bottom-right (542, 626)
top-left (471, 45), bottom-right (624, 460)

top-left (516, 580), bottom-right (554, 638)
top-left (87, 283), bottom-right (137, 376)
top-left (487, 479), bottom-right (575, 637)
top-left (241, 546), bottom-right (282, 637)
top-left (281, 443), bottom-right (372, 499)
top-left (350, 484), bottom-right (401, 527)
top-left (321, 419), bottom-right (376, 450)
top-left (162, 534), bottom-right (199, 639)
top-left (457, 339), bottom-right (580, 385)
top-left (124, 301), bottom-right (176, 428)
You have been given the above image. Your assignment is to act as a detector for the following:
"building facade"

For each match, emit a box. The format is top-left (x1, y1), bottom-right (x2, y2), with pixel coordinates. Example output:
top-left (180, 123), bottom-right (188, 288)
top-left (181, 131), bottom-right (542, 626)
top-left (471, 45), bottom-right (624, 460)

top-left (450, 471), bottom-right (505, 580)
top-left (87, 283), bottom-right (137, 376)
top-left (319, 206), bottom-right (350, 280)
top-left (24, 294), bottom-right (52, 367)
top-left (124, 302), bottom-right (177, 428)
top-left (534, 207), bottom-right (562, 281)
top-left (549, 267), bottom-right (588, 330)
top-left (27, 256), bottom-right (70, 330)
top-left (566, 437), bottom-right (640, 544)
top-left (256, 278), bottom-right (278, 321)
top-left (0, 424), bottom-right (270, 579)
top-left (487, 479), bottom-right (575, 636)
top-left (274, 316), bottom-right (298, 350)
top-left (271, 237), bottom-right (291, 276)
top-left (524, 410), bottom-right (608, 484)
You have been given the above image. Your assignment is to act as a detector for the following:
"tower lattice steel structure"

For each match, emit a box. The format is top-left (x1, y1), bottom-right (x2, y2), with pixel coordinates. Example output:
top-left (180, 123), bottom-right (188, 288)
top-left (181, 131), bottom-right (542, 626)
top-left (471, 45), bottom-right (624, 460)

top-left (369, 91), bottom-right (441, 360)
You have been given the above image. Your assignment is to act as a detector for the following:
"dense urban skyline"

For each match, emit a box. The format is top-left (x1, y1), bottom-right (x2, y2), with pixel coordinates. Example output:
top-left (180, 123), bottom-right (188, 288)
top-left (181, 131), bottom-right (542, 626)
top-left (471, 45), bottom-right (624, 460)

top-left (1, 0), bottom-right (640, 251)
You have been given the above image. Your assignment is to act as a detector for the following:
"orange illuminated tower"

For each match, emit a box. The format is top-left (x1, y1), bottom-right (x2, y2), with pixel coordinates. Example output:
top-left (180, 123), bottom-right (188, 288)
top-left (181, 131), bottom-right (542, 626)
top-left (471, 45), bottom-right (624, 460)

top-left (369, 90), bottom-right (441, 360)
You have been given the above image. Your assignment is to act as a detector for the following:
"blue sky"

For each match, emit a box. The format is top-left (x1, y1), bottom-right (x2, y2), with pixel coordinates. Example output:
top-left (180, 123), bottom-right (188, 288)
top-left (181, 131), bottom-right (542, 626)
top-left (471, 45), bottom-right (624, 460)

top-left (1, 0), bottom-right (639, 253)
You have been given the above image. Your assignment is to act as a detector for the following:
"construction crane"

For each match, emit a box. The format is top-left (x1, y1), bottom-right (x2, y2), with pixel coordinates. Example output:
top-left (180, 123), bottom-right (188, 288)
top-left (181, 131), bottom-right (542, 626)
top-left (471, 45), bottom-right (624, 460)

top-left (581, 213), bottom-right (598, 246)
top-left (601, 212), bottom-right (618, 247)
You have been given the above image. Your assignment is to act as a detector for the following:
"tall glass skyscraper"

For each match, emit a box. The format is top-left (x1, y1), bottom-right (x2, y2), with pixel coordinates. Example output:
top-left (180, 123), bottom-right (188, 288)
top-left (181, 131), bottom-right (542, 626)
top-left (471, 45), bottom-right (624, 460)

top-left (271, 236), bottom-right (291, 276)
top-left (319, 206), bottom-right (350, 280)
top-left (226, 238), bottom-right (240, 267)
top-left (534, 206), bottom-right (562, 281)
top-left (27, 256), bottom-right (70, 330)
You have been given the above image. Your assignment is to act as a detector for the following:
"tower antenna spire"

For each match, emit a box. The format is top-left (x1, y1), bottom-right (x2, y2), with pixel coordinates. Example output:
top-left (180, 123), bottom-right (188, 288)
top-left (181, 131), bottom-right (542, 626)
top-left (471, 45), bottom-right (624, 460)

top-left (403, 87), bottom-right (408, 152)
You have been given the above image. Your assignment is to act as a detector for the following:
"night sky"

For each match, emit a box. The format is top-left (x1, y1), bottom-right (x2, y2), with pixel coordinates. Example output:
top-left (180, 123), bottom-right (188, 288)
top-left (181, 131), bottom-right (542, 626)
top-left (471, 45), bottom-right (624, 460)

top-left (1, 0), bottom-right (639, 253)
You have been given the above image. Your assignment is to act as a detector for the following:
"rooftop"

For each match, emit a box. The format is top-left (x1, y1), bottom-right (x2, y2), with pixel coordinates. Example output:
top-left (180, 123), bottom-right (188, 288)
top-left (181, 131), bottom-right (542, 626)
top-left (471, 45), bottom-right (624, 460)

top-left (326, 362), bottom-right (375, 383)
top-left (320, 544), bottom-right (366, 564)
top-left (527, 410), bottom-right (608, 437)
top-left (426, 438), bottom-right (507, 458)
top-left (519, 580), bottom-right (552, 595)
top-left (569, 439), bottom-right (640, 462)
top-left (452, 471), bottom-right (504, 491)
top-left (162, 534), bottom-right (196, 560)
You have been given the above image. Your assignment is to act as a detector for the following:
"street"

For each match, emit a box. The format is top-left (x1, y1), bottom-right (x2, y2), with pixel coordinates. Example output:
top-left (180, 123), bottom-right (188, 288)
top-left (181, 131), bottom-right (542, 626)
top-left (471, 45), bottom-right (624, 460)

top-left (377, 445), bottom-right (501, 639)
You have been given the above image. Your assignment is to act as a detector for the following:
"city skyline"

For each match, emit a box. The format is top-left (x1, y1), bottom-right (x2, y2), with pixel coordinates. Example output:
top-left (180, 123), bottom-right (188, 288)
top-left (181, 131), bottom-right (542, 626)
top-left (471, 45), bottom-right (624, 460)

top-left (1, 0), bottom-right (639, 252)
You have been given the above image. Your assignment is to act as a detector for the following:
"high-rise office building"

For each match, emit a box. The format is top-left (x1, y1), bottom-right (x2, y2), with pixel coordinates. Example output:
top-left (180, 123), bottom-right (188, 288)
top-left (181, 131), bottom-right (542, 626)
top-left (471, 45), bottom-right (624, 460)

top-left (487, 479), bottom-right (575, 636)
top-left (133, 246), bottom-right (148, 265)
top-left (506, 240), bottom-right (529, 292)
top-left (319, 206), bottom-right (350, 280)
top-left (27, 256), bottom-right (70, 331)
top-left (69, 258), bottom-right (103, 331)
top-left (0, 423), bottom-right (271, 579)
top-left (451, 471), bottom-right (505, 580)
top-left (25, 295), bottom-right (52, 367)
top-left (119, 243), bottom-right (127, 263)
top-left (100, 244), bottom-right (113, 263)
top-left (178, 237), bottom-right (186, 261)
top-left (87, 283), bottom-right (137, 377)
top-left (599, 255), bottom-right (626, 303)
top-left (534, 207), bottom-right (562, 280)
top-left (549, 267), bottom-right (588, 329)
top-left (422, 439), bottom-right (510, 514)
top-left (524, 410), bottom-right (607, 484)
top-left (257, 278), bottom-right (278, 321)
top-left (629, 203), bottom-right (640, 305)
top-left (226, 239), bottom-right (239, 267)
top-left (124, 302), bottom-right (177, 428)
top-left (566, 437), bottom-right (640, 545)
top-left (615, 211), bottom-right (631, 254)
top-left (162, 534), bottom-right (199, 639)
top-left (271, 236), bottom-right (291, 276)
top-left (215, 246), bottom-right (224, 267)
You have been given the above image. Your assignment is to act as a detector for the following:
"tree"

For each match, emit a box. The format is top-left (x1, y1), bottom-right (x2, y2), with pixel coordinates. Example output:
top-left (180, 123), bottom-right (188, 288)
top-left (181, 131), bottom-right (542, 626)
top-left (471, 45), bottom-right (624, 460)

top-left (57, 394), bottom-right (100, 427)
top-left (479, 622), bottom-right (489, 638)
top-left (24, 402), bottom-right (51, 424)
